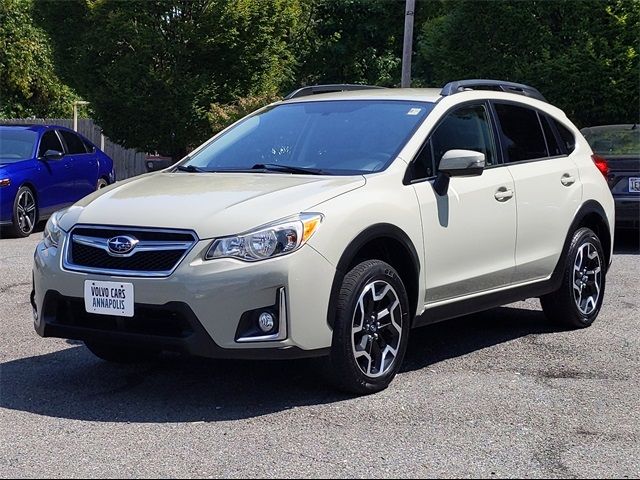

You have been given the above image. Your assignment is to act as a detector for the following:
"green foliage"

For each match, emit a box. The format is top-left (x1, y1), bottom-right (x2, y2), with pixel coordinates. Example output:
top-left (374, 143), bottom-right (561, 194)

top-left (0, 0), bottom-right (78, 118)
top-left (294, 0), bottom-right (408, 87)
top-left (416, 0), bottom-right (640, 126)
top-left (2, 0), bottom-right (637, 152)
top-left (208, 93), bottom-right (281, 135)
top-left (37, 0), bottom-right (302, 157)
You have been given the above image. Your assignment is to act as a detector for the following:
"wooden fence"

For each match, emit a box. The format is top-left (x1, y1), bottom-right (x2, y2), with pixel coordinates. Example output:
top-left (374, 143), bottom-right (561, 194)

top-left (2, 118), bottom-right (147, 180)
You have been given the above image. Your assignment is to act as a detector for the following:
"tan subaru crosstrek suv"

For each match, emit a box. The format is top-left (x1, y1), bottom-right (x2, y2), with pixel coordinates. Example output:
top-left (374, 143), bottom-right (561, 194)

top-left (32, 80), bottom-right (615, 394)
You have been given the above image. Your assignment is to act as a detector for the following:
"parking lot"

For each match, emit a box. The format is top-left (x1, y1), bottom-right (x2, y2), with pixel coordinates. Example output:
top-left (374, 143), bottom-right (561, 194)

top-left (0, 231), bottom-right (638, 478)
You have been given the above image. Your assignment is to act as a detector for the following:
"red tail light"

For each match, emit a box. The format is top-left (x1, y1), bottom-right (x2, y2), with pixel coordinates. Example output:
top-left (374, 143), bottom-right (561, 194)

top-left (592, 154), bottom-right (609, 177)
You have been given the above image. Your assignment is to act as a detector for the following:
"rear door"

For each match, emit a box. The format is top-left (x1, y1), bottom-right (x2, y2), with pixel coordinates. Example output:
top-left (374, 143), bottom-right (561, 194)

top-left (492, 102), bottom-right (582, 283)
top-left (58, 129), bottom-right (98, 199)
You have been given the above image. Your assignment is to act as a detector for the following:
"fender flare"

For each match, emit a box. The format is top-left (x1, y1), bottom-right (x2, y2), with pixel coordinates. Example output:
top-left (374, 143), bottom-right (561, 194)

top-left (326, 223), bottom-right (421, 329)
top-left (550, 199), bottom-right (612, 288)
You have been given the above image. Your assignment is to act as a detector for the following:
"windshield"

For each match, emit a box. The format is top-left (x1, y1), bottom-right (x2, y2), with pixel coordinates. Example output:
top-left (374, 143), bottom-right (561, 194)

top-left (0, 129), bottom-right (37, 163)
top-left (182, 100), bottom-right (434, 175)
top-left (583, 125), bottom-right (639, 155)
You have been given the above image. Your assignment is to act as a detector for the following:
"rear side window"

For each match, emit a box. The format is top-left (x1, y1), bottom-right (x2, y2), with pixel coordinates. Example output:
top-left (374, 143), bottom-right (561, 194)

top-left (540, 115), bottom-right (562, 156)
top-left (494, 103), bottom-right (547, 162)
top-left (59, 130), bottom-right (87, 154)
top-left (38, 131), bottom-right (64, 157)
top-left (82, 138), bottom-right (96, 153)
top-left (553, 119), bottom-right (576, 154)
top-left (409, 104), bottom-right (497, 180)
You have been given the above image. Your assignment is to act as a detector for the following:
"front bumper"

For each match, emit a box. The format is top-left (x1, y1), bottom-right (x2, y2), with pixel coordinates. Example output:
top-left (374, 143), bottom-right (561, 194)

top-left (32, 235), bottom-right (336, 358)
top-left (614, 196), bottom-right (639, 229)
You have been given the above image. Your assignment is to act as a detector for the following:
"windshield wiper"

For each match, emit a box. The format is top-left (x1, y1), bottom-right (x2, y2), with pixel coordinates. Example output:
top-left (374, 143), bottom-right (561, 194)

top-left (175, 164), bottom-right (206, 173)
top-left (251, 163), bottom-right (325, 175)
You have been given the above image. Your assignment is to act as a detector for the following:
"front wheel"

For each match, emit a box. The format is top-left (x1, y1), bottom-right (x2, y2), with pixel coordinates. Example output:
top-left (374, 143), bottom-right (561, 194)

top-left (10, 186), bottom-right (37, 238)
top-left (326, 260), bottom-right (410, 395)
top-left (541, 227), bottom-right (606, 328)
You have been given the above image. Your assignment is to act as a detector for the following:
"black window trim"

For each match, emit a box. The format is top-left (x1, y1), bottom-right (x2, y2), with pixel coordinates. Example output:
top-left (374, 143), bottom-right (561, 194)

top-left (489, 99), bottom-right (570, 166)
top-left (403, 99), bottom-right (501, 185)
top-left (58, 128), bottom-right (91, 156)
top-left (37, 129), bottom-right (66, 159)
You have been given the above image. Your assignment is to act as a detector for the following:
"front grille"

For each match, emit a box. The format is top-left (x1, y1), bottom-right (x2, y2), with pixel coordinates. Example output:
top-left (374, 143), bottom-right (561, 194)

top-left (64, 226), bottom-right (198, 276)
top-left (71, 243), bottom-right (184, 271)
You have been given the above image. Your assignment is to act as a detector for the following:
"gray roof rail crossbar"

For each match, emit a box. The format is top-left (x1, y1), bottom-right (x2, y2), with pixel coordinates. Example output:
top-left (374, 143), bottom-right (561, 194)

top-left (440, 79), bottom-right (547, 102)
top-left (285, 84), bottom-right (386, 100)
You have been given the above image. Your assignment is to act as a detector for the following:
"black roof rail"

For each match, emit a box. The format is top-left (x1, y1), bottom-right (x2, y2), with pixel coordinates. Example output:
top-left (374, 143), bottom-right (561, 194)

top-left (440, 79), bottom-right (547, 102)
top-left (284, 84), bottom-right (386, 100)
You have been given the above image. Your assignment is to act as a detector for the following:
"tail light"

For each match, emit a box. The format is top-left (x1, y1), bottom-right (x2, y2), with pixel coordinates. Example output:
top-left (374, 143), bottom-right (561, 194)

top-left (592, 154), bottom-right (609, 177)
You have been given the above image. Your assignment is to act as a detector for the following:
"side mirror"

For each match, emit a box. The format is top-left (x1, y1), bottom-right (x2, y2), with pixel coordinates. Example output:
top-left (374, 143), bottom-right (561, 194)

top-left (43, 150), bottom-right (64, 161)
top-left (433, 149), bottom-right (485, 196)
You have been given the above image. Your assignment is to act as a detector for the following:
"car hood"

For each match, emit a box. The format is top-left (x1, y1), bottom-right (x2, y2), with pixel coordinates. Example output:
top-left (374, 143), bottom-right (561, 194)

top-left (61, 172), bottom-right (366, 239)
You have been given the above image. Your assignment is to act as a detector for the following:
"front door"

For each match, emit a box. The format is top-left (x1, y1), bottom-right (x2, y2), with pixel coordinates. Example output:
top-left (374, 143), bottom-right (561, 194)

top-left (409, 103), bottom-right (517, 304)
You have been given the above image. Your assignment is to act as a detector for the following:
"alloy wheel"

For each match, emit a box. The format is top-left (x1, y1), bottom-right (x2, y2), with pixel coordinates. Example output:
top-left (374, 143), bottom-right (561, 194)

top-left (16, 189), bottom-right (36, 235)
top-left (573, 242), bottom-right (602, 315)
top-left (351, 280), bottom-right (403, 378)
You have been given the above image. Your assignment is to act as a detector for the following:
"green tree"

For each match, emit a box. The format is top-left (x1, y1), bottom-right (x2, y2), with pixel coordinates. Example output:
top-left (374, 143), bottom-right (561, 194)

top-left (416, 0), bottom-right (640, 126)
top-left (293, 0), bottom-right (406, 87)
top-left (38, 0), bottom-right (303, 157)
top-left (0, 0), bottom-right (78, 118)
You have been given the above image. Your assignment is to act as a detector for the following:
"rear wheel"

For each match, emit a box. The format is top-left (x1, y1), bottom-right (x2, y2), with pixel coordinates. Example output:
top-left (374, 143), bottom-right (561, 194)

top-left (10, 186), bottom-right (37, 238)
top-left (85, 341), bottom-right (160, 363)
top-left (96, 178), bottom-right (108, 190)
top-left (541, 227), bottom-right (606, 328)
top-left (326, 259), bottom-right (410, 394)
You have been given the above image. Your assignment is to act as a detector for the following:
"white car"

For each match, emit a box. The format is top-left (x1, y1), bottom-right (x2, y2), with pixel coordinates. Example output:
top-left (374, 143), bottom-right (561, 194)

top-left (32, 80), bottom-right (615, 394)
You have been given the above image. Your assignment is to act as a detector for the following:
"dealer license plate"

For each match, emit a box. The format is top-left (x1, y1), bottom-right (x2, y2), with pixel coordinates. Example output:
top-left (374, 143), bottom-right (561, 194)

top-left (84, 280), bottom-right (134, 317)
top-left (629, 177), bottom-right (640, 193)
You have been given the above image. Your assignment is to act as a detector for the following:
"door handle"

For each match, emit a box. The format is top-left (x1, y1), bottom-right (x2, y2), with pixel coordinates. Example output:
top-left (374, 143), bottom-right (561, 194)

top-left (561, 174), bottom-right (576, 186)
top-left (494, 187), bottom-right (514, 202)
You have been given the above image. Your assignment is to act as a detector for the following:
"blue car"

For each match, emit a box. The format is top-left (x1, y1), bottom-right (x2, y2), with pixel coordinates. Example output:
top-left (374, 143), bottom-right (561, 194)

top-left (0, 124), bottom-right (115, 237)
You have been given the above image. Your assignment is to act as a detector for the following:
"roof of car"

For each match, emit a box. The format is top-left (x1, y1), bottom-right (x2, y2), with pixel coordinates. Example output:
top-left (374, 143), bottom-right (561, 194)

top-left (0, 124), bottom-right (56, 131)
top-left (280, 88), bottom-right (444, 104)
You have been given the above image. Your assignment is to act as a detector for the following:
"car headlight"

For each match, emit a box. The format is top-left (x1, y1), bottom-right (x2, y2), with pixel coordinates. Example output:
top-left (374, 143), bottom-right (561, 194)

top-left (43, 208), bottom-right (68, 248)
top-left (205, 213), bottom-right (323, 262)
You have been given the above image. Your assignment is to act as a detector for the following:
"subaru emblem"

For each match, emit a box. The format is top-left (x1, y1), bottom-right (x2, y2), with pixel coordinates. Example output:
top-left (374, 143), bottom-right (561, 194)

top-left (107, 235), bottom-right (139, 255)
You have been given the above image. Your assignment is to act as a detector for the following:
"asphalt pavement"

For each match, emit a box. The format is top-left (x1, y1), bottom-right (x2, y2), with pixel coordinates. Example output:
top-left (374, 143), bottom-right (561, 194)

top-left (0, 229), bottom-right (638, 478)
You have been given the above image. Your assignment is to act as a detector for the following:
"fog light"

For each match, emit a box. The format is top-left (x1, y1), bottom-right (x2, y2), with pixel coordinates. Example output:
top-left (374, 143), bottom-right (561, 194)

top-left (258, 311), bottom-right (275, 333)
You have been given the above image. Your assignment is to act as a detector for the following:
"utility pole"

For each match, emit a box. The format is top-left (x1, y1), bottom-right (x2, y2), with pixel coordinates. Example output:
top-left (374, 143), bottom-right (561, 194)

top-left (401, 0), bottom-right (416, 88)
top-left (72, 100), bottom-right (90, 132)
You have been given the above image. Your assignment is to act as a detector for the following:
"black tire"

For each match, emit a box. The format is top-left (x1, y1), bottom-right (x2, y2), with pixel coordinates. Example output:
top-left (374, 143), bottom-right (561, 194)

top-left (540, 227), bottom-right (606, 328)
top-left (85, 341), bottom-right (160, 364)
top-left (326, 259), bottom-right (410, 395)
top-left (96, 178), bottom-right (108, 190)
top-left (10, 186), bottom-right (38, 238)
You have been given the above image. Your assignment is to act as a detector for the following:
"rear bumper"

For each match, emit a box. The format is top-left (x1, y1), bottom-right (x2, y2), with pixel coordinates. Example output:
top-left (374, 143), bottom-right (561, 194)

top-left (614, 196), bottom-right (639, 229)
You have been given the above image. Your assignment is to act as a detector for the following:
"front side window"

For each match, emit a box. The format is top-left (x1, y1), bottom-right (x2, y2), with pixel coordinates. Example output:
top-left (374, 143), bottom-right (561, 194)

top-left (409, 104), bottom-right (497, 180)
top-left (0, 129), bottom-right (37, 162)
top-left (495, 103), bottom-right (547, 162)
top-left (38, 130), bottom-right (64, 157)
top-left (59, 130), bottom-right (88, 154)
top-left (182, 100), bottom-right (434, 175)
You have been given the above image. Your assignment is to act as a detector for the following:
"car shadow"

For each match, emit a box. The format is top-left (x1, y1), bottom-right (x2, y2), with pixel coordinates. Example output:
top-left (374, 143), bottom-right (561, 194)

top-left (0, 305), bottom-right (565, 423)
top-left (614, 229), bottom-right (639, 254)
